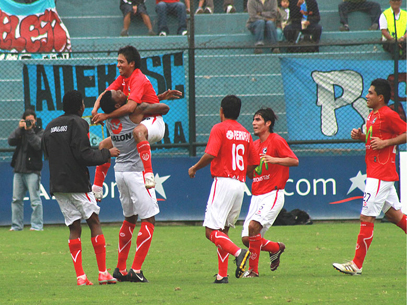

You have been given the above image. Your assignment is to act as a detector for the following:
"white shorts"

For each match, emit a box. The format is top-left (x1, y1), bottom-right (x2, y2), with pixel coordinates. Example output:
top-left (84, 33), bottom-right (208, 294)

top-left (141, 115), bottom-right (165, 144)
top-left (242, 189), bottom-right (285, 237)
top-left (115, 171), bottom-right (159, 219)
top-left (361, 178), bottom-right (402, 217)
top-left (54, 192), bottom-right (100, 226)
top-left (203, 177), bottom-right (245, 230)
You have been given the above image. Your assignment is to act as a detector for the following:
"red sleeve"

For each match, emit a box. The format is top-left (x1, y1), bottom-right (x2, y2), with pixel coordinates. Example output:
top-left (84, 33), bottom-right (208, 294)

top-left (389, 111), bottom-right (407, 135)
top-left (275, 137), bottom-right (298, 159)
top-left (205, 124), bottom-right (222, 157)
top-left (106, 77), bottom-right (122, 91)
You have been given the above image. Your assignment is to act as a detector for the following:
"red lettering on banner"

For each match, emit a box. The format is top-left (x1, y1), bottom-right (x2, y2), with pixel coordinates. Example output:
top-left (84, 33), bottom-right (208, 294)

top-left (0, 9), bottom-right (70, 53)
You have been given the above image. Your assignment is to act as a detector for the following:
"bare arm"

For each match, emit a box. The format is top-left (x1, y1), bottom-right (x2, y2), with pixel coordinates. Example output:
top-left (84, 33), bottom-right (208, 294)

top-left (370, 132), bottom-right (407, 150)
top-left (92, 91), bottom-right (106, 118)
top-left (351, 128), bottom-right (365, 142)
top-left (188, 153), bottom-right (215, 178)
top-left (260, 155), bottom-right (299, 167)
top-left (93, 99), bottom-right (138, 124)
top-left (157, 89), bottom-right (182, 101)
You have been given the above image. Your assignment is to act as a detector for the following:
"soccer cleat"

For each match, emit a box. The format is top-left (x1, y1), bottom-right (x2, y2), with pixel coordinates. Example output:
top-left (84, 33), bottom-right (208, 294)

top-left (77, 275), bottom-right (93, 286)
top-left (113, 268), bottom-right (128, 282)
top-left (127, 269), bottom-right (149, 283)
top-left (98, 271), bottom-right (117, 285)
top-left (333, 261), bottom-right (362, 275)
top-left (213, 275), bottom-right (228, 284)
top-left (144, 173), bottom-right (156, 189)
top-left (269, 242), bottom-right (285, 271)
top-left (235, 249), bottom-right (251, 278)
top-left (92, 185), bottom-right (103, 202)
top-left (242, 269), bottom-right (259, 278)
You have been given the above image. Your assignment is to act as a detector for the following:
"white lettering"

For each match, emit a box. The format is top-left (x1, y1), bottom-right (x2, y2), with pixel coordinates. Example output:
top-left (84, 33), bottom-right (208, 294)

top-left (313, 178), bottom-right (336, 195)
top-left (50, 125), bottom-right (68, 133)
top-left (296, 179), bottom-right (311, 196)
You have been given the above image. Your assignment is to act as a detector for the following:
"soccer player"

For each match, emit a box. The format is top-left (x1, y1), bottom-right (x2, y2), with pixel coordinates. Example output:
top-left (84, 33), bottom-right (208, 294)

top-left (98, 91), bottom-right (169, 283)
top-left (42, 90), bottom-right (120, 286)
top-left (241, 108), bottom-right (298, 278)
top-left (188, 95), bottom-right (259, 283)
top-left (92, 45), bottom-right (179, 190)
top-left (333, 78), bottom-right (407, 275)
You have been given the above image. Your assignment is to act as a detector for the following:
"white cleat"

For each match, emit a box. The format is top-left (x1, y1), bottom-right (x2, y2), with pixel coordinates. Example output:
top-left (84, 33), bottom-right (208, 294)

top-left (333, 261), bottom-right (362, 275)
top-left (144, 173), bottom-right (156, 189)
top-left (92, 185), bottom-right (103, 202)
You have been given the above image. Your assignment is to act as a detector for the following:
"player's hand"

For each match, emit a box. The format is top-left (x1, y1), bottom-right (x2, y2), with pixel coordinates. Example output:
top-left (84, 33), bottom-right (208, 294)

top-left (260, 154), bottom-right (277, 164)
top-left (370, 137), bottom-right (387, 150)
top-left (91, 108), bottom-right (98, 118)
top-left (188, 166), bottom-right (197, 178)
top-left (109, 147), bottom-right (120, 157)
top-left (92, 184), bottom-right (103, 202)
top-left (158, 89), bottom-right (183, 101)
top-left (351, 128), bottom-right (362, 140)
top-left (92, 113), bottom-right (107, 124)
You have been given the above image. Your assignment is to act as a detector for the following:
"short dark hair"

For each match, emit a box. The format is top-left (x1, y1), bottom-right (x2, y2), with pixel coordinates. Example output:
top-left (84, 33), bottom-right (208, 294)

top-left (254, 108), bottom-right (278, 133)
top-left (63, 90), bottom-right (83, 114)
top-left (100, 91), bottom-right (116, 114)
top-left (22, 109), bottom-right (36, 119)
top-left (371, 78), bottom-right (391, 104)
top-left (118, 45), bottom-right (141, 69)
top-left (221, 95), bottom-right (241, 120)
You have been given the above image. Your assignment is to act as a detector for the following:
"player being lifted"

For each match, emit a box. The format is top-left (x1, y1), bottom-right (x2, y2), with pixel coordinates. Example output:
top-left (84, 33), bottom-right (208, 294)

top-left (188, 95), bottom-right (259, 283)
top-left (241, 108), bottom-right (298, 277)
top-left (91, 45), bottom-right (181, 196)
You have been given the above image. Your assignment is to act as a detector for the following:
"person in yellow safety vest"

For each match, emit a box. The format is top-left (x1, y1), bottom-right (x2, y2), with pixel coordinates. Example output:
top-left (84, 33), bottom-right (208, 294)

top-left (379, 0), bottom-right (407, 59)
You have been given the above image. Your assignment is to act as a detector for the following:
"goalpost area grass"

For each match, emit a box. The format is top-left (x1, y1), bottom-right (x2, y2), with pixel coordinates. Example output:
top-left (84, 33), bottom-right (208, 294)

top-left (0, 222), bottom-right (405, 304)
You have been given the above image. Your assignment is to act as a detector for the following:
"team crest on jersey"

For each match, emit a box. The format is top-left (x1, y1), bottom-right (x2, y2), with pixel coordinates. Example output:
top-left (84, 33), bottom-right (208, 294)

top-left (262, 147), bottom-right (267, 154)
top-left (141, 153), bottom-right (150, 161)
top-left (226, 130), bottom-right (234, 140)
top-left (109, 118), bottom-right (123, 135)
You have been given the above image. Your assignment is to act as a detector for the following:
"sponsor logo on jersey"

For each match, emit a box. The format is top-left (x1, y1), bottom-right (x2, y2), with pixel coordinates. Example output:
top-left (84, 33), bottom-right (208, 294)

top-left (111, 133), bottom-right (132, 142)
top-left (226, 130), bottom-right (250, 142)
top-left (50, 125), bottom-right (67, 133)
top-left (110, 118), bottom-right (123, 135)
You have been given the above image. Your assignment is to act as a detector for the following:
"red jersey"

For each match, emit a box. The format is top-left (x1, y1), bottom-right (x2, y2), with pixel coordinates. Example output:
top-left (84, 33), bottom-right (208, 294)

top-left (365, 105), bottom-right (406, 181)
top-left (107, 69), bottom-right (159, 105)
top-left (251, 133), bottom-right (298, 195)
top-left (205, 120), bottom-right (258, 182)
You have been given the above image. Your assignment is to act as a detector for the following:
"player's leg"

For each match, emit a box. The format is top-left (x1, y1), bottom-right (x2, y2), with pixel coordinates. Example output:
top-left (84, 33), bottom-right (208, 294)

top-left (382, 184), bottom-right (406, 233)
top-left (114, 215), bottom-right (137, 281)
top-left (92, 137), bottom-right (113, 201)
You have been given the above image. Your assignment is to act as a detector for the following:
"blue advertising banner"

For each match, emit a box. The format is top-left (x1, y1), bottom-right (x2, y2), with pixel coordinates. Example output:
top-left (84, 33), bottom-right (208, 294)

top-left (0, 154), bottom-right (377, 226)
top-left (279, 58), bottom-right (407, 141)
top-left (22, 52), bottom-right (188, 147)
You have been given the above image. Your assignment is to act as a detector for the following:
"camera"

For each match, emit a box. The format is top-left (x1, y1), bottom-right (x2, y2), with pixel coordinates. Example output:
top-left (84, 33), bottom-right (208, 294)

top-left (25, 120), bottom-right (32, 128)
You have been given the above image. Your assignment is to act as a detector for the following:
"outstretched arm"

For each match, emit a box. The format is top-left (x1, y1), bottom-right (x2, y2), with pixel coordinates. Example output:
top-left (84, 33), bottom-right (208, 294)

top-left (158, 89), bottom-right (182, 101)
top-left (188, 153), bottom-right (215, 178)
top-left (93, 99), bottom-right (138, 124)
top-left (370, 132), bottom-right (407, 150)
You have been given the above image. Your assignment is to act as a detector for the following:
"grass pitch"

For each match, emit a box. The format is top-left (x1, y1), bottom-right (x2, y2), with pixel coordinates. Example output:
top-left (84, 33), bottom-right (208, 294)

top-left (0, 222), bottom-right (405, 304)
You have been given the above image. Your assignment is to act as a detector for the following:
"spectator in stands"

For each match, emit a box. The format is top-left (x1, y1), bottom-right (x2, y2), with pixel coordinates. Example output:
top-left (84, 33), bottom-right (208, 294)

top-left (246, 0), bottom-right (279, 54)
top-left (379, 0), bottom-right (406, 59)
top-left (120, 0), bottom-right (156, 36)
top-left (156, 0), bottom-right (188, 36)
top-left (185, 0), bottom-right (191, 14)
top-left (195, 0), bottom-right (236, 14)
top-left (276, 0), bottom-right (290, 41)
top-left (338, 0), bottom-right (381, 31)
top-left (283, 0), bottom-right (322, 48)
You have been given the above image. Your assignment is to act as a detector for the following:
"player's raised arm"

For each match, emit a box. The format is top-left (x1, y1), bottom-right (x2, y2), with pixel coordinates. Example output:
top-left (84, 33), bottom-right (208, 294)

top-left (93, 99), bottom-right (138, 124)
top-left (157, 89), bottom-right (182, 101)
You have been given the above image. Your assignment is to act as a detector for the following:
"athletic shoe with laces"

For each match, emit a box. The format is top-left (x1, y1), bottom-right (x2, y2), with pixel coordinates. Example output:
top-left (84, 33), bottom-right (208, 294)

top-left (333, 261), bottom-right (362, 275)
top-left (269, 242), bottom-right (285, 271)
top-left (113, 268), bottom-right (128, 282)
top-left (213, 275), bottom-right (228, 284)
top-left (242, 269), bottom-right (259, 278)
top-left (127, 269), bottom-right (149, 283)
top-left (77, 275), bottom-right (93, 286)
top-left (98, 271), bottom-right (117, 285)
top-left (235, 249), bottom-right (251, 278)
top-left (144, 172), bottom-right (156, 189)
top-left (92, 185), bottom-right (103, 202)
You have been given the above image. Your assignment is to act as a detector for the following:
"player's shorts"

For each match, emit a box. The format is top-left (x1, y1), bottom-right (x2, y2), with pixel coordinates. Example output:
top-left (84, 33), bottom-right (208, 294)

top-left (120, 2), bottom-right (148, 17)
top-left (203, 177), bottom-right (245, 230)
top-left (54, 192), bottom-right (100, 226)
top-left (361, 178), bottom-right (402, 217)
top-left (242, 189), bottom-right (285, 237)
top-left (141, 115), bottom-right (165, 144)
top-left (115, 171), bottom-right (159, 219)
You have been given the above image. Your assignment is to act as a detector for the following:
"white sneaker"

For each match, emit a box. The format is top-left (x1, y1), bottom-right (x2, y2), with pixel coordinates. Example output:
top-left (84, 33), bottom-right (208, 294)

top-left (144, 173), bottom-right (156, 189)
top-left (159, 31), bottom-right (167, 36)
top-left (204, 7), bottom-right (213, 14)
top-left (195, 7), bottom-right (204, 14)
top-left (332, 261), bottom-right (362, 275)
top-left (225, 5), bottom-right (236, 13)
top-left (92, 185), bottom-right (103, 201)
top-left (181, 30), bottom-right (188, 36)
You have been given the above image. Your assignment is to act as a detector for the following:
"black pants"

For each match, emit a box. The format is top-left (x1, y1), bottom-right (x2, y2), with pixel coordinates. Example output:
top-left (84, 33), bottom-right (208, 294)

top-left (283, 23), bottom-right (322, 43)
top-left (338, 1), bottom-right (381, 25)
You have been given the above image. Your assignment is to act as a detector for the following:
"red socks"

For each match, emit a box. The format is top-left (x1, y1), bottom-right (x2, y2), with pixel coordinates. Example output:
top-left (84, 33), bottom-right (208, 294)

top-left (131, 222), bottom-right (155, 271)
top-left (248, 234), bottom-right (262, 273)
top-left (217, 248), bottom-right (229, 278)
top-left (209, 230), bottom-right (240, 257)
top-left (91, 234), bottom-right (107, 272)
top-left (117, 220), bottom-right (136, 271)
top-left (137, 141), bottom-right (153, 174)
top-left (260, 238), bottom-right (280, 253)
top-left (396, 215), bottom-right (407, 233)
top-left (68, 238), bottom-right (84, 277)
top-left (353, 222), bottom-right (374, 269)
top-left (94, 162), bottom-right (111, 187)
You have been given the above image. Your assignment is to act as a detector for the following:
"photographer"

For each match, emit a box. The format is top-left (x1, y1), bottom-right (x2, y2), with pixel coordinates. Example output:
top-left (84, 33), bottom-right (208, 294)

top-left (8, 109), bottom-right (44, 231)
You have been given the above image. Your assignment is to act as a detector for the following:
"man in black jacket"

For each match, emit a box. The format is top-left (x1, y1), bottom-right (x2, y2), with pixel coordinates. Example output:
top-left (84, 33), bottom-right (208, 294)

top-left (42, 90), bottom-right (120, 286)
top-left (8, 109), bottom-right (44, 231)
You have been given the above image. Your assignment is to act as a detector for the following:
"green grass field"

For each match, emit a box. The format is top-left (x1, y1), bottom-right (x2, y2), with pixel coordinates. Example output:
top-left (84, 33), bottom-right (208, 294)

top-left (0, 222), bottom-right (405, 304)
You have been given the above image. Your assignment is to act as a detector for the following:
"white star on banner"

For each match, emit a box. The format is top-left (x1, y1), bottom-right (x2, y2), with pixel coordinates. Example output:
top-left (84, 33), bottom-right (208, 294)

top-left (154, 173), bottom-right (170, 199)
top-left (347, 171), bottom-right (367, 195)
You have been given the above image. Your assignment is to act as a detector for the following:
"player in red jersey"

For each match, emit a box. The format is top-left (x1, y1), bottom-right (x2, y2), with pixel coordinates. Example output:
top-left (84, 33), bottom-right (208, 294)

top-left (333, 78), bottom-right (407, 275)
top-left (241, 108), bottom-right (298, 278)
top-left (91, 45), bottom-right (181, 191)
top-left (188, 95), bottom-right (259, 283)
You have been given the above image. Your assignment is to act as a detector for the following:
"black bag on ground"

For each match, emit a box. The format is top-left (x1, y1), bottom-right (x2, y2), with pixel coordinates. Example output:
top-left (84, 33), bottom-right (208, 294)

top-left (274, 208), bottom-right (312, 226)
